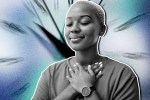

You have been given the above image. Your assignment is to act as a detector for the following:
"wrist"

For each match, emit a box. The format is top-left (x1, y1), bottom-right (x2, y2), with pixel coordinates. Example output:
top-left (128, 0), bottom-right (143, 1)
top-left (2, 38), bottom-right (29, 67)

top-left (80, 83), bottom-right (93, 93)
top-left (68, 84), bottom-right (79, 96)
top-left (81, 86), bottom-right (96, 97)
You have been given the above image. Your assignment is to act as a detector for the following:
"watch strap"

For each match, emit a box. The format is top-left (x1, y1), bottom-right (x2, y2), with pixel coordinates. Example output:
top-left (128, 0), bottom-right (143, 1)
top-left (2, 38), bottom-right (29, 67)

top-left (90, 86), bottom-right (96, 91)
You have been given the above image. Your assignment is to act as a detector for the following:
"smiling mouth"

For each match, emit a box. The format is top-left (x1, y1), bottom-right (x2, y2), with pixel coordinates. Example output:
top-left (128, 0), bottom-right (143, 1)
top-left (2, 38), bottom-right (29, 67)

top-left (69, 36), bottom-right (85, 43)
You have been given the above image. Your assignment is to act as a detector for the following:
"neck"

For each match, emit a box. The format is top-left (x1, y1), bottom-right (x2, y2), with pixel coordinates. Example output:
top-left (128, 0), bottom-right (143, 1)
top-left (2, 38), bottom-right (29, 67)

top-left (74, 44), bottom-right (100, 66)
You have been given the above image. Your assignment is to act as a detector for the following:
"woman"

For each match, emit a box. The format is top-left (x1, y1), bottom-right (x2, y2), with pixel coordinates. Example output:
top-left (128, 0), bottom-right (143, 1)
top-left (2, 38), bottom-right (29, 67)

top-left (32, 1), bottom-right (140, 100)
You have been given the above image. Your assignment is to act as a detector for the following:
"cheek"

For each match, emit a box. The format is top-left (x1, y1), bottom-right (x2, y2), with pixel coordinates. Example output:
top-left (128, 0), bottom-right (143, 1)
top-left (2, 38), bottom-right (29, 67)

top-left (83, 26), bottom-right (98, 36)
top-left (83, 26), bottom-right (99, 42)
top-left (64, 27), bottom-right (70, 41)
top-left (64, 27), bottom-right (68, 37)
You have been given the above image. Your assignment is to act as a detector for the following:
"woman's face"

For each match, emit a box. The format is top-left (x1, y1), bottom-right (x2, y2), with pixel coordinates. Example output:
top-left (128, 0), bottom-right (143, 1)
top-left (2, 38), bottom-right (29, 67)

top-left (64, 3), bottom-right (101, 51)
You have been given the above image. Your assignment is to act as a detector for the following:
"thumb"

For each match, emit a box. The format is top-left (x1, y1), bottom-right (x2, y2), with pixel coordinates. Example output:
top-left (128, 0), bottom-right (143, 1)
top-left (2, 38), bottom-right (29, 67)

top-left (76, 63), bottom-right (83, 71)
top-left (66, 76), bottom-right (72, 82)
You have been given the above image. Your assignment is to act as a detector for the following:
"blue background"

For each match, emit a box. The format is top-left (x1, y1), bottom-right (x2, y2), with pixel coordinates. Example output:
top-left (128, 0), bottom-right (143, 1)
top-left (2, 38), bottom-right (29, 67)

top-left (0, 0), bottom-right (149, 99)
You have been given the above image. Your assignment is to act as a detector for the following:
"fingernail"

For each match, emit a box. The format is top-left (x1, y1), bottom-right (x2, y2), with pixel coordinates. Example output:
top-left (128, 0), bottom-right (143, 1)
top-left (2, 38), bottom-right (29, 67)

top-left (95, 62), bottom-right (98, 64)
top-left (99, 71), bottom-right (102, 74)
top-left (99, 62), bottom-right (102, 64)
top-left (98, 71), bottom-right (102, 76)
top-left (100, 64), bottom-right (103, 68)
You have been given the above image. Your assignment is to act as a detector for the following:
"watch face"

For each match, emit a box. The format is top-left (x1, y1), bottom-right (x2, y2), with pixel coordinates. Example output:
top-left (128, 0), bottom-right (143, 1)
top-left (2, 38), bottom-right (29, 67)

top-left (82, 87), bottom-right (91, 97)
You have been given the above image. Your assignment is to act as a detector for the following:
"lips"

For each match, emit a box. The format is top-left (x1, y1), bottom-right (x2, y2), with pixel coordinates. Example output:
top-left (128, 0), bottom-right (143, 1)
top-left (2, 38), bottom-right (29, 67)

top-left (69, 35), bottom-right (85, 43)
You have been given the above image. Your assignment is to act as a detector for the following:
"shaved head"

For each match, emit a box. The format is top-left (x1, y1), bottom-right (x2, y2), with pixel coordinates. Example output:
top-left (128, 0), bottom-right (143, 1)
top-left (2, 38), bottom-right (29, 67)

top-left (68, 0), bottom-right (106, 26)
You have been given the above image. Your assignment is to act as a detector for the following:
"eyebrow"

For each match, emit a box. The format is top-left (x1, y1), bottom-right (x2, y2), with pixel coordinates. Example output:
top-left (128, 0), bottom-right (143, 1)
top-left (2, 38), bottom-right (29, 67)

top-left (0, 20), bottom-right (26, 34)
top-left (67, 15), bottom-right (93, 20)
top-left (80, 15), bottom-right (93, 19)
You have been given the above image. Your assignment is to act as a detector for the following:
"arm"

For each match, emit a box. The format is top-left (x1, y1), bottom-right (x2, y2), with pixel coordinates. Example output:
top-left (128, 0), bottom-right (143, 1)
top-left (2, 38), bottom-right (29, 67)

top-left (55, 63), bottom-right (103, 100)
top-left (67, 63), bottom-right (103, 100)
top-left (32, 63), bottom-right (102, 100)
top-left (54, 84), bottom-right (78, 100)
top-left (32, 72), bottom-right (78, 100)
top-left (32, 72), bottom-right (50, 100)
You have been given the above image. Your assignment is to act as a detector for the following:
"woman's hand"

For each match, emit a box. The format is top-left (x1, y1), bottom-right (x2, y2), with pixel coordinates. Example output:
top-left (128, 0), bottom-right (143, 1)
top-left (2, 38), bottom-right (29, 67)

top-left (84, 62), bottom-right (103, 80)
top-left (66, 63), bottom-right (102, 93)
top-left (91, 62), bottom-right (103, 79)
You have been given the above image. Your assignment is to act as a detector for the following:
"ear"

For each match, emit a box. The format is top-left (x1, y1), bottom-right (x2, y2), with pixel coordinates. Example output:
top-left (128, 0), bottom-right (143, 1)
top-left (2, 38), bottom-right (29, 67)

top-left (99, 24), bottom-right (107, 37)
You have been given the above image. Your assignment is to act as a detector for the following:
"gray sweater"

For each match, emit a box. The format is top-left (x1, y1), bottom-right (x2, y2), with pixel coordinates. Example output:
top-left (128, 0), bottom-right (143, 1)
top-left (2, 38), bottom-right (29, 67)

top-left (32, 57), bottom-right (140, 100)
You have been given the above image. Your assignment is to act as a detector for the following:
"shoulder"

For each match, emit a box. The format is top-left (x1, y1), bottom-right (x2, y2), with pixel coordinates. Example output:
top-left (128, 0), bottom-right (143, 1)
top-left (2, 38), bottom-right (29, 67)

top-left (103, 57), bottom-right (140, 100)
top-left (101, 57), bottom-right (140, 90)
top-left (104, 57), bottom-right (138, 78)
top-left (42, 57), bottom-right (70, 76)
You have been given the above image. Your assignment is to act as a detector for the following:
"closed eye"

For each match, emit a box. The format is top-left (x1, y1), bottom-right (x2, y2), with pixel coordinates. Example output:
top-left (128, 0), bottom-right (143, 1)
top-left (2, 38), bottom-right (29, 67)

top-left (66, 22), bottom-right (73, 27)
top-left (80, 21), bottom-right (90, 25)
top-left (80, 16), bottom-right (92, 26)
top-left (66, 23), bottom-right (72, 27)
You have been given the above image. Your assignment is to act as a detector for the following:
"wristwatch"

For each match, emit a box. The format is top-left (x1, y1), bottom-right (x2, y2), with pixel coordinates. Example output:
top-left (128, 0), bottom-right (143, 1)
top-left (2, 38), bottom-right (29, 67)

top-left (81, 86), bottom-right (95, 97)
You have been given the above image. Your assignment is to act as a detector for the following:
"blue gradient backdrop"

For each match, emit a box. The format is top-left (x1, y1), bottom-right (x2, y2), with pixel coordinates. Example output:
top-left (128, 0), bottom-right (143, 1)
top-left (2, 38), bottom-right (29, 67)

top-left (0, 0), bottom-right (149, 100)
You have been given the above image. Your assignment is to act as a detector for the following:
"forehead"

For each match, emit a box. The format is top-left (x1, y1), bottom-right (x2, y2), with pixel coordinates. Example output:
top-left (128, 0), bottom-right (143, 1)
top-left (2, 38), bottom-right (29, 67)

top-left (67, 2), bottom-right (96, 18)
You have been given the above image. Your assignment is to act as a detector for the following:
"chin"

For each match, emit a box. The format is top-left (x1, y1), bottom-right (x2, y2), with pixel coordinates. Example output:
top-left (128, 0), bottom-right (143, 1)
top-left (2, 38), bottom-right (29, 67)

top-left (70, 46), bottom-right (87, 52)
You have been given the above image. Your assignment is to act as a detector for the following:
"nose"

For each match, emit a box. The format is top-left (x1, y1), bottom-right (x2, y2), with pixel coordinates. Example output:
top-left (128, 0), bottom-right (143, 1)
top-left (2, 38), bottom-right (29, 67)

top-left (71, 23), bottom-right (81, 33)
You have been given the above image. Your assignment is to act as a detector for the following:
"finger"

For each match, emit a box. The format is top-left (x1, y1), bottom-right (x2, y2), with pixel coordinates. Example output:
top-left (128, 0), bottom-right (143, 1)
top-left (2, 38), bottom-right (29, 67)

top-left (99, 62), bottom-right (102, 64)
top-left (95, 62), bottom-right (103, 71)
top-left (88, 65), bottom-right (95, 76)
top-left (69, 68), bottom-right (75, 77)
top-left (66, 75), bottom-right (72, 82)
top-left (96, 71), bottom-right (102, 79)
top-left (92, 63), bottom-right (99, 70)
top-left (74, 64), bottom-right (79, 74)
top-left (94, 67), bottom-right (101, 74)
top-left (99, 62), bottom-right (103, 68)
top-left (76, 63), bottom-right (83, 71)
